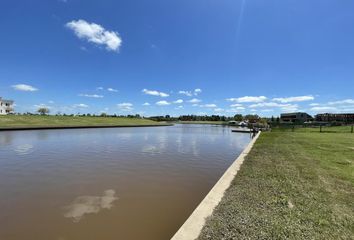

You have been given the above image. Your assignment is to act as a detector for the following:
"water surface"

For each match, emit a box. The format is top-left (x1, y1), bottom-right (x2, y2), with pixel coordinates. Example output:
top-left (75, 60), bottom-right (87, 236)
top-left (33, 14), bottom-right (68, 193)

top-left (0, 124), bottom-right (250, 240)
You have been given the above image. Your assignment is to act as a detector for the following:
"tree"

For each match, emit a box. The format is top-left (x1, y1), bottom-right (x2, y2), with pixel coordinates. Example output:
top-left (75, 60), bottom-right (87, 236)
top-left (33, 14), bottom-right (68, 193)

top-left (234, 114), bottom-right (243, 121)
top-left (244, 114), bottom-right (260, 123)
top-left (37, 107), bottom-right (49, 115)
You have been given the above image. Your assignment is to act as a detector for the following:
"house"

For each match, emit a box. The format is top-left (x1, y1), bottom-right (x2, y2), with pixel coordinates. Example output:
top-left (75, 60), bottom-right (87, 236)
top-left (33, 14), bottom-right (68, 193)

top-left (315, 113), bottom-right (354, 123)
top-left (0, 97), bottom-right (14, 115)
top-left (280, 112), bottom-right (313, 123)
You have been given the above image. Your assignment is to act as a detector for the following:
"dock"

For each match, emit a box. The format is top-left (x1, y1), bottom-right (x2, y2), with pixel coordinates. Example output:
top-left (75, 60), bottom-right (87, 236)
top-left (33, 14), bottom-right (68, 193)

top-left (231, 128), bottom-right (258, 133)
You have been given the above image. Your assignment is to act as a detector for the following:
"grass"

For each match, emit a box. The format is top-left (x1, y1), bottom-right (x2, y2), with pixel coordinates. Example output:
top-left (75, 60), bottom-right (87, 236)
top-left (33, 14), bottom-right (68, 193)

top-left (0, 115), bottom-right (167, 128)
top-left (198, 131), bottom-right (354, 239)
top-left (178, 121), bottom-right (228, 125)
top-left (272, 125), bottom-right (353, 133)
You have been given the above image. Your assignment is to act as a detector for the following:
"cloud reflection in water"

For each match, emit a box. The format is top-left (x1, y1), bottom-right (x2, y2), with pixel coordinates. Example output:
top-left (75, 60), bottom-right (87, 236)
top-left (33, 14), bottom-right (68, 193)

top-left (63, 189), bottom-right (118, 222)
top-left (14, 144), bottom-right (34, 155)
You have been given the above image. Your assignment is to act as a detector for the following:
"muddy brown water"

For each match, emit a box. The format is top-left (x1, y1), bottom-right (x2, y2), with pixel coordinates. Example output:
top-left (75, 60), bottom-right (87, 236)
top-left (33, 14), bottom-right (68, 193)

top-left (0, 124), bottom-right (250, 240)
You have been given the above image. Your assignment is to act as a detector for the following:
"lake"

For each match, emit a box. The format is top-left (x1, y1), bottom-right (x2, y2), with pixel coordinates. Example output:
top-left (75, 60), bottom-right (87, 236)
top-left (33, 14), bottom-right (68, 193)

top-left (0, 124), bottom-right (250, 240)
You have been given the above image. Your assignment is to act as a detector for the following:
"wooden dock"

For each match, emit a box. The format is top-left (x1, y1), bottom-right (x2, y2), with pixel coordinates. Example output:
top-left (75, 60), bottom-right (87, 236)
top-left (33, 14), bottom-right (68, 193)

top-left (232, 129), bottom-right (252, 133)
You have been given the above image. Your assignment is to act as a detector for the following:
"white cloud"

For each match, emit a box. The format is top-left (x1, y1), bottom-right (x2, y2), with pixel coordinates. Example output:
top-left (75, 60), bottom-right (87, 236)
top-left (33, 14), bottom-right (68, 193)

top-left (34, 104), bottom-right (51, 109)
top-left (178, 90), bottom-right (193, 97)
top-left (261, 109), bottom-right (274, 112)
top-left (249, 102), bottom-right (291, 108)
top-left (179, 89), bottom-right (202, 96)
top-left (226, 107), bottom-right (245, 113)
top-left (175, 105), bottom-right (184, 109)
top-left (310, 106), bottom-right (337, 112)
top-left (117, 102), bottom-right (133, 111)
top-left (230, 103), bottom-right (243, 107)
top-left (227, 96), bottom-right (267, 103)
top-left (156, 100), bottom-right (170, 106)
top-left (66, 19), bottom-right (122, 52)
top-left (142, 89), bottom-right (169, 97)
top-left (194, 88), bottom-right (202, 95)
top-left (272, 95), bottom-right (314, 103)
top-left (173, 99), bottom-right (183, 104)
top-left (79, 94), bottom-right (103, 98)
top-left (309, 103), bottom-right (320, 106)
top-left (328, 99), bottom-right (354, 105)
top-left (188, 98), bottom-right (202, 103)
top-left (280, 104), bottom-right (299, 112)
top-left (48, 100), bottom-right (55, 104)
top-left (200, 104), bottom-right (217, 108)
top-left (214, 108), bottom-right (224, 112)
top-left (97, 87), bottom-right (104, 90)
top-left (12, 84), bottom-right (38, 92)
top-left (73, 103), bottom-right (89, 108)
top-left (107, 88), bottom-right (118, 92)
top-left (142, 102), bottom-right (150, 106)
top-left (196, 112), bottom-right (207, 115)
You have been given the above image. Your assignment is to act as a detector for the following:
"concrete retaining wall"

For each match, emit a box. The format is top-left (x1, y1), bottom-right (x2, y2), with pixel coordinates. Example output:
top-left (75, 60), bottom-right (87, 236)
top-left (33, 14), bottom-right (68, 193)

top-left (171, 132), bottom-right (261, 240)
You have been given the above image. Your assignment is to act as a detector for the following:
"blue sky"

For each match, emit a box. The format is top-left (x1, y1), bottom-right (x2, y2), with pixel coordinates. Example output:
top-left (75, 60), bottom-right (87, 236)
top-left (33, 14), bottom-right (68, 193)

top-left (0, 0), bottom-right (353, 116)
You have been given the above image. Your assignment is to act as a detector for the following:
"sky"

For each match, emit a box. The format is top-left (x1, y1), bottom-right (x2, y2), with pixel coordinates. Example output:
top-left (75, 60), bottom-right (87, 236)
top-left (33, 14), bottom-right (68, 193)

top-left (0, 0), bottom-right (354, 117)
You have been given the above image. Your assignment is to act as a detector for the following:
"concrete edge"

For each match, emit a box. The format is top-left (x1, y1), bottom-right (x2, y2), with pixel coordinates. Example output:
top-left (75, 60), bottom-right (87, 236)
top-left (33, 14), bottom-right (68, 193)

top-left (0, 124), bottom-right (173, 131)
top-left (171, 131), bottom-right (261, 240)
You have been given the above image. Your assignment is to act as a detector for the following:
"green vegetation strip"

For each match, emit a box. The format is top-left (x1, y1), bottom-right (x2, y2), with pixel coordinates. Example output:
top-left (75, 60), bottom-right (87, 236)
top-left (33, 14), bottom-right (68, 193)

top-left (0, 115), bottom-right (169, 130)
top-left (178, 121), bottom-right (228, 125)
top-left (272, 125), bottom-right (353, 133)
top-left (198, 132), bottom-right (354, 239)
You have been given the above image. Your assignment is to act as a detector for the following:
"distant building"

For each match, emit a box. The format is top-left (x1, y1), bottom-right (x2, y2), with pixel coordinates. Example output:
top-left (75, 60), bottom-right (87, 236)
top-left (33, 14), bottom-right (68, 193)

top-left (0, 97), bottom-right (14, 115)
top-left (280, 112), bottom-right (313, 123)
top-left (315, 113), bottom-right (354, 123)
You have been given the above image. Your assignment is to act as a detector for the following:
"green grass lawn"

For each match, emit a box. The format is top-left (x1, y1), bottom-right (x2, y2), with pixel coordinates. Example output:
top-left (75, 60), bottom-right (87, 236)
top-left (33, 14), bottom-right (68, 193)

top-left (0, 115), bottom-right (167, 128)
top-left (272, 125), bottom-right (353, 133)
top-left (178, 121), bottom-right (228, 125)
top-left (198, 131), bottom-right (354, 239)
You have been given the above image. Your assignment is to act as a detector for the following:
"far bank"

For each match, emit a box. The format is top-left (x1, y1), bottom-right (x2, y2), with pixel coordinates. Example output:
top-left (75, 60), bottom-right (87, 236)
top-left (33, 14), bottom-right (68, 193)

top-left (0, 115), bottom-right (171, 131)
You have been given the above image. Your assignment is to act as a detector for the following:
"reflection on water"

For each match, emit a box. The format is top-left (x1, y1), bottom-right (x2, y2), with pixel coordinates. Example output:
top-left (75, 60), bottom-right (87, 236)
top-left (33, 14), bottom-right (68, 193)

top-left (0, 124), bottom-right (250, 240)
top-left (14, 144), bottom-right (34, 155)
top-left (142, 145), bottom-right (160, 154)
top-left (63, 189), bottom-right (118, 223)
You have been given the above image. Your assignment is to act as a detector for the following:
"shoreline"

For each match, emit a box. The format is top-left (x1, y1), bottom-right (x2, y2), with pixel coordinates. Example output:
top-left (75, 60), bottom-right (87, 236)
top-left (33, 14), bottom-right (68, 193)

top-left (0, 124), bottom-right (173, 131)
top-left (171, 132), bottom-right (261, 240)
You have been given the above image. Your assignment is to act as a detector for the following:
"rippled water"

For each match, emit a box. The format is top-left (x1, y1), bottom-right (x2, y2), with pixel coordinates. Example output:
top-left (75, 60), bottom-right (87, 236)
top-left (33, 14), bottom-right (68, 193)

top-left (0, 124), bottom-right (250, 240)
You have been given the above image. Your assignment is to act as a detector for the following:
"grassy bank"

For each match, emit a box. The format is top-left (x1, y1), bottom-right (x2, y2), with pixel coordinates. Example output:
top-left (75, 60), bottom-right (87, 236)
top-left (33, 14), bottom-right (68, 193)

top-left (198, 131), bottom-right (354, 239)
top-left (178, 121), bottom-right (228, 125)
top-left (0, 115), bottom-right (168, 129)
top-left (272, 125), bottom-right (353, 133)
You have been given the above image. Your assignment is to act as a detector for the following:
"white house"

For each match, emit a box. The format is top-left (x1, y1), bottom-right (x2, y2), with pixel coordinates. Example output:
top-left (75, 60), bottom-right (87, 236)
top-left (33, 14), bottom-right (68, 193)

top-left (0, 97), bottom-right (14, 115)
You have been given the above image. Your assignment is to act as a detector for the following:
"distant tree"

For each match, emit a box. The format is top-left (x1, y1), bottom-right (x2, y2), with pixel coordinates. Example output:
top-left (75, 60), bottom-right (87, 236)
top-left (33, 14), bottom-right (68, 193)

top-left (100, 112), bottom-right (107, 117)
top-left (271, 116), bottom-right (275, 122)
top-left (244, 114), bottom-right (260, 123)
top-left (37, 107), bottom-right (49, 115)
top-left (234, 114), bottom-right (243, 121)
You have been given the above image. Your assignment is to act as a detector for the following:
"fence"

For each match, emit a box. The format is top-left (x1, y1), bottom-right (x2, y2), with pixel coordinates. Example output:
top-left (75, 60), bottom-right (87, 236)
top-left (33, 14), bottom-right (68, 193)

top-left (271, 123), bottom-right (354, 133)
